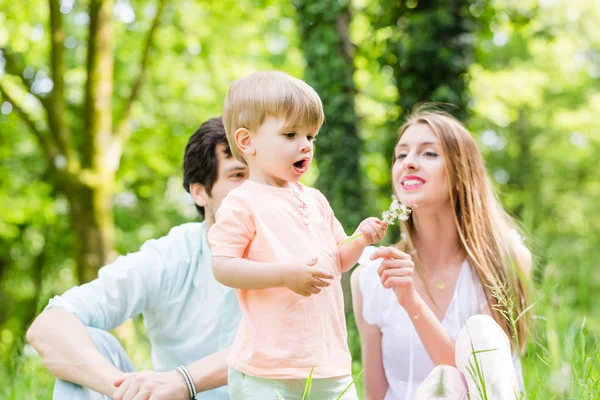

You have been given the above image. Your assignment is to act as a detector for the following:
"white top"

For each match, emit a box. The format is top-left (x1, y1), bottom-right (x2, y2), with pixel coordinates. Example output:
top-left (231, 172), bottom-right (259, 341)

top-left (358, 246), bottom-right (523, 400)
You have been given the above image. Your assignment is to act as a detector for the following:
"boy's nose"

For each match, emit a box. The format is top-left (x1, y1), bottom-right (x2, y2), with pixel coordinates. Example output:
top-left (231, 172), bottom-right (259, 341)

top-left (300, 140), bottom-right (312, 153)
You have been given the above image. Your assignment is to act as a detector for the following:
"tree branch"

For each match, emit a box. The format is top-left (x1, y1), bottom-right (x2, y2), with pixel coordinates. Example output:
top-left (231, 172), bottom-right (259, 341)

top-left (83, 0), bottom-right (114, 168)
top-left (0, 80), bottom-right (58, 162)
top-left (48, 0), bottom-right (78, 167)
top-left (0, 48), bottom-right (51, 112)
top-left (114, 0), bottom-right (167, 143)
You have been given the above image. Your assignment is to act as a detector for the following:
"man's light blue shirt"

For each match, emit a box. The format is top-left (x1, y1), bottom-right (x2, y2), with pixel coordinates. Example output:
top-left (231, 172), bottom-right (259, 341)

top-left (47, 222), bottom-right (240, 399)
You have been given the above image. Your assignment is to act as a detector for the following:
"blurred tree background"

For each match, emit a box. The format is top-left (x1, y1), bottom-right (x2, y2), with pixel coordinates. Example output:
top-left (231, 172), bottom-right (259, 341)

top-left (0, 0), bottom-right (598, 397)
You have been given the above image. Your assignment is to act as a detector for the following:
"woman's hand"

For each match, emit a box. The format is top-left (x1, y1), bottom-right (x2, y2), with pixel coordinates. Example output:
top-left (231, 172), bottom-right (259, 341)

top-left (372, 246), bottom-right (418, 308)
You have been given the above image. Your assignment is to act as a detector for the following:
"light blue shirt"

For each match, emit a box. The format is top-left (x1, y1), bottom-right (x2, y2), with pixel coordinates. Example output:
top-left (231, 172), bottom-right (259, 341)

top-left (47, 222), bottom-right (240, 399)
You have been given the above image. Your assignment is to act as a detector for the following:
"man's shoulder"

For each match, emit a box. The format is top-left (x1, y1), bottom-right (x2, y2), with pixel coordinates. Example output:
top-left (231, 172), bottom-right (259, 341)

top-left (166, 222), bottom-right (205, 238)
top-left (139, 222), bottom-right (205, 256)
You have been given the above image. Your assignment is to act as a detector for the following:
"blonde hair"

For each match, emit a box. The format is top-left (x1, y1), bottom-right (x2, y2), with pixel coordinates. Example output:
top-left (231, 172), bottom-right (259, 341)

top-left (223, 71), bottom-right (325, 164)
top-left (396, 105), bottom-right (532, 351)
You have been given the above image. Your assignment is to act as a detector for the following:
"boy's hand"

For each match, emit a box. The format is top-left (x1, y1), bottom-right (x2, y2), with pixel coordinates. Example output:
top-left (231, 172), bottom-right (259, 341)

top-left (353, 217), bottom-right (388, 247)
top-left (280, 257), bottom-right (334, 297)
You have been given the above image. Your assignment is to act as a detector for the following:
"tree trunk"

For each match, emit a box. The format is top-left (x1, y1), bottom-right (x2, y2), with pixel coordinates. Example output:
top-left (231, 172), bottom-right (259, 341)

top-left (73, 0), bottom-right (115, 281)
top-left (373, 0), bottom-right (476, 157)
top-left (68, 178), bottom-right (115, 283)
top-left (294, 0), bottom-right (365, 312)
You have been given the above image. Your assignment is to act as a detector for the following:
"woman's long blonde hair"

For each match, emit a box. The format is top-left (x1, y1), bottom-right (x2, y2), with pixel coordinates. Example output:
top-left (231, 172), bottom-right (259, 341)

top-left (396, 105), bottom-right (532, 351)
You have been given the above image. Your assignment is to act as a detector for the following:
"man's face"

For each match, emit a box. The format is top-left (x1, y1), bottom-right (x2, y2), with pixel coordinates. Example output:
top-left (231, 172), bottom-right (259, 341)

top-left (203, 144), bottom-right (248, 222)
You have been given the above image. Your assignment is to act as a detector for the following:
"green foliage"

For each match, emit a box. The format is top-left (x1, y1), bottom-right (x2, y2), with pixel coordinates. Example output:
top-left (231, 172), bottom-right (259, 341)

top-left (1, 0), bottom-right (599, 398)
top-left (294, 0), bottom-right (368, 229)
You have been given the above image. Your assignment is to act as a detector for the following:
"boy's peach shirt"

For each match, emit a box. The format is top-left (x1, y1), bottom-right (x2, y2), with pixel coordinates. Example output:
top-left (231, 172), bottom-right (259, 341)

top-left (207, 179), bottom-right (352, 379)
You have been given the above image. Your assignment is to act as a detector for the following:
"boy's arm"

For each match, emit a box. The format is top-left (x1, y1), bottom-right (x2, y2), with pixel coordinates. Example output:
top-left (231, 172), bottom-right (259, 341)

top-left (338, 217), bottom-right (388, 272)
top-left (212, 256), bottom-right (285, 289)
top-left (213, 256), bottom-right (334, 294)
top-left (338, 239), bottom-right (369, 273)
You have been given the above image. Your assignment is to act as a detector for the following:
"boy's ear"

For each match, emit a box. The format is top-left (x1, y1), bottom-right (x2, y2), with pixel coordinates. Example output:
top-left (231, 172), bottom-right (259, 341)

top-left (189, 183), bottom-right (208, 207)
top-left (235, 128), bottom-right (256, 157)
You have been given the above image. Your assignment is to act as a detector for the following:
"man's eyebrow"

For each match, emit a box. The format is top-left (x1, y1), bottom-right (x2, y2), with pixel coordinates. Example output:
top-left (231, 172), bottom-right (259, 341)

top-left (224, 166), bottom-right (248, 173)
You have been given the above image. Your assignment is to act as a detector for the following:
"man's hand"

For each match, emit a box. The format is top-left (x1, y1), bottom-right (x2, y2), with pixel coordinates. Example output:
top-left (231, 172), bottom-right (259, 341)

top-left (280, 257), bottom-right (334, 297)
top-left (353, 217), bottom-right (388, 247)
top-left (113, 370), bottom-right (189, 400)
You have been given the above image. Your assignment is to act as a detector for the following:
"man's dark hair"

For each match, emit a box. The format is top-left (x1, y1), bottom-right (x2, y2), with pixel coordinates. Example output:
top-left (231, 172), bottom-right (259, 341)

top-left (183, 117), bottom-right (231, 218)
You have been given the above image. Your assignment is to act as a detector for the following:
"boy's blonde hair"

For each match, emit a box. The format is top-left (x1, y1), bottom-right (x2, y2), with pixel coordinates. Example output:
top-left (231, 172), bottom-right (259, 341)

top-left (223, 71), bottom-right (325, 163)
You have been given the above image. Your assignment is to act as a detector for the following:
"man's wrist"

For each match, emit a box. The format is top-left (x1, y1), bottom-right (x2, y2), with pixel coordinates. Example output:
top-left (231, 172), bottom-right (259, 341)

top-left (175, 366), bottom-right (196, 399)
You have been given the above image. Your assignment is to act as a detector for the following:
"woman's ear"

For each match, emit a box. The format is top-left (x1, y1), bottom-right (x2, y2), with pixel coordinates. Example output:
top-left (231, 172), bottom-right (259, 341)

top-left (189, 183), bottom-right (208, 207)
top-left (235, 128), bottom-right (256, 157)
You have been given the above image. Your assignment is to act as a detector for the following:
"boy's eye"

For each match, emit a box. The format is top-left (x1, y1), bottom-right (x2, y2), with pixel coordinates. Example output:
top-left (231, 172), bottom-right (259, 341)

top-left (308, 135), bottom-right (316, 142)
top-left (284, 132), bottom-right (296, 138)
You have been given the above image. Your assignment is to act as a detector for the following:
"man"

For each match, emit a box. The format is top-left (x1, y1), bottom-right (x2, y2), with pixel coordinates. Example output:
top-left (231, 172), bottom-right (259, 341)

top-left (26, 117), bottom-right (248, 399)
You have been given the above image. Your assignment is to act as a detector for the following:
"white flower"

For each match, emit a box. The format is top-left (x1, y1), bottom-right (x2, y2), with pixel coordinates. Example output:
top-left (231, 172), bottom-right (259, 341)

top-left (382, 195), bottom-right (412, 225)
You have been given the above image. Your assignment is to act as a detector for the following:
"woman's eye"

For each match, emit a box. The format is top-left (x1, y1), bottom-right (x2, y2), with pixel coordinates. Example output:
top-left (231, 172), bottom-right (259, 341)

top-left (424, 151), bottom-right (438, 157)
top-left (396, 154), bottom-right (407, 160)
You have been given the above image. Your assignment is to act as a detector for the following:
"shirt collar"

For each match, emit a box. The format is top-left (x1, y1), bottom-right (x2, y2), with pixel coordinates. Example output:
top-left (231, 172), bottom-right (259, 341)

top-left (194, 222), bottom-right (212, 287)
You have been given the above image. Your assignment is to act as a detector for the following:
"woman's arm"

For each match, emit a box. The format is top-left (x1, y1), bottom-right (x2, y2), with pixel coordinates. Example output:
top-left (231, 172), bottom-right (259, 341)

top-left (351, 267), bottom-right (388, 400)
top-left (374, 246), bottom-right (456, 367)
top-left (402, 296), bottom-right (457, 366)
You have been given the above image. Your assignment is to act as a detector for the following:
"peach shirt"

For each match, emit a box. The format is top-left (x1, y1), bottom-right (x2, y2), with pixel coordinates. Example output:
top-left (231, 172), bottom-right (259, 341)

top-left (207, 180), bottom-right (352, 379)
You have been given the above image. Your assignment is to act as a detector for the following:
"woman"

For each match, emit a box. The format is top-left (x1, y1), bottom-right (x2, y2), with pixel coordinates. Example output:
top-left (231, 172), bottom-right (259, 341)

top-left (351, 106), bottom-right (532, 399)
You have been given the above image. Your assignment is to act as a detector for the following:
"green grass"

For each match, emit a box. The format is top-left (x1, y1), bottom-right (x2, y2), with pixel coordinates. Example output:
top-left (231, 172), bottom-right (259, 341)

top-left (2, 264), bottom-right (599, 399)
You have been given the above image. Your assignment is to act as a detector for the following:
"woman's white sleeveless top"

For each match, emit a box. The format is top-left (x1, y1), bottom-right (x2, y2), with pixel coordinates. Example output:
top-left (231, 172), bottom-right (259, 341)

top-left (358, 246), bottom-right (523, 399)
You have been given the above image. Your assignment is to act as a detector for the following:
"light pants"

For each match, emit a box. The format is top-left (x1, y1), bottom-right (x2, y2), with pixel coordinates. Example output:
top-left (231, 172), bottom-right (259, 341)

top-left (415, 314), bottom-right (522, 400)
top-left (53, 327), bottom-right (135, 400)
top-left (228, 368), bottom-right (359, 400)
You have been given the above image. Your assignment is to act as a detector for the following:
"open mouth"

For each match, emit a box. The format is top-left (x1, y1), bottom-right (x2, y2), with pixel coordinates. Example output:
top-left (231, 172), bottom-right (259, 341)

top-left (294, 160), bottom-right (306, 168)
top-left (293, 158), bottom-right (309, 174)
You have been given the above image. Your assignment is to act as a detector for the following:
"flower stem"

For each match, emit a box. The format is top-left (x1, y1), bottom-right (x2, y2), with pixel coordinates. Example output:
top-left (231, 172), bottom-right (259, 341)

top-left (338, 232), bottom-right (363, 247)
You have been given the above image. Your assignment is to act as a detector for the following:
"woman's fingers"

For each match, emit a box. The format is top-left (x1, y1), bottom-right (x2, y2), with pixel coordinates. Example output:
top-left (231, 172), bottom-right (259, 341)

top-left (377, 258), bottom-right (414, 277)
top-left (383, 276), bottom-right (413, 289)
top-left (380, 265), bottom-right (414, 281)
top-left (371, 246), bottom-right (411, 261)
